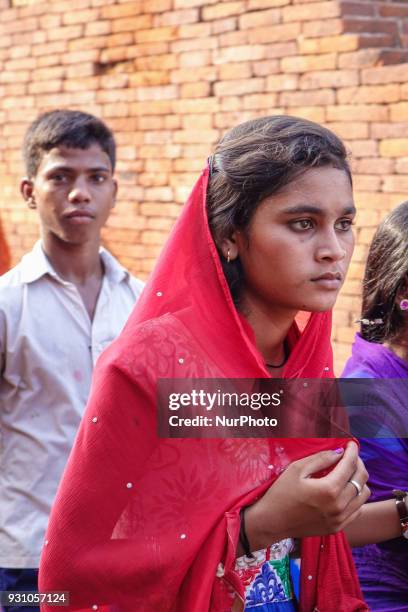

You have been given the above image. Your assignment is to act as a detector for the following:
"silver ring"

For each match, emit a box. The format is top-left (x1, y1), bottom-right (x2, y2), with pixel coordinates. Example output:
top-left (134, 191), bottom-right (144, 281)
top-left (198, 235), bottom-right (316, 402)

top-left (348, 479), bottom-right (362, 496)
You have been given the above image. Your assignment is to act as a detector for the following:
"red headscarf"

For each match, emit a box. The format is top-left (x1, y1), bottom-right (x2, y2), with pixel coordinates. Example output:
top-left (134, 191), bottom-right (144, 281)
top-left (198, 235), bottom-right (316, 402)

top-left (39, 167), bottom-right (366, 611)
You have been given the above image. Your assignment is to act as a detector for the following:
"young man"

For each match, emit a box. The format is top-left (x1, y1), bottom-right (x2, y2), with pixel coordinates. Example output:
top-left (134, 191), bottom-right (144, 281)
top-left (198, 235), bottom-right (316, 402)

top-left (0, 110), bottom-right (144, 610)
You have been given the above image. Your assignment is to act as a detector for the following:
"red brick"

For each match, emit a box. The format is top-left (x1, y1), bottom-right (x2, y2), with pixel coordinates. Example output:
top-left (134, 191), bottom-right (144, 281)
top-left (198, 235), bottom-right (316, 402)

top-left (68, 35), bottom-right (108, 51)
top-left (214, 77), bottom-right (265, 97)
top-left (2, 17), bottom-right (37, 33)
top-left (248, 0), bottom-right (289, 6)
top-left (202, 1), bottom-right (246, 20)
top-left (62, 50), bottom-right (99, 64)
top-left (300, 69), bottom-right (359, 89)
top-left (32, 41), bottom-right (67, 56)
top-left (283, 1), bottom-right (341, 21)
top-left (63, 8), bottom-right (98, 25)
top-left (382, 175), bottom-right (408, 193)
top-left (264, 42), bottom-right (297, 59)
top-left (337, 84), bottom-right (400, 104)
top-left (112, 15), bottom-right (153, 33)
top-left (181, 114), bottom-right (213, 129)
top-left (180, 82), bottom-right (211, 97)
top-left (218, 31), bottom-right (248, 47)
top-left (64, 76), bottom-right (99, 92)
top-left (338, 49), bottom-right (383, 69)
top-left (142, 0), bottom-right (173, 12)
top-left (179, 50), bottom-right (211, 68)
top-left (31, 65), bottom-right (66, 81)
top-left (136, 54), bottom-right (177, 71)
top-left (154, 8), bottom-right (199, 26)
top-left (135, 27), bottom-right (178, 43)
top-left (362, 63), bottom-right (408, 85)
top-left (378, 3), bottom-right (408, 18)
top-left (172, 97), bottom-right (219, 113)
top-left (213, 45), bottom-right (265, 64)
top-left (178, 22), bottom-right (211, 38)
top-left (170, 66), bottom-right (216, 83)
top-left (302, 18), bottom-right (344, 37)
top-left (85, 21), bottom-right (111, 36)
top-left (5, 57), bottom-right (36, 71)
top-left (131, 100), bottom-right (173, 116)
top-left (49, 0), bottom-right (90, 13)
top-left (248, 22), bottom-right (301, 43)
top-left (298, 34), bottom-right (359, 54)
top-left (48, 25), bottom-right (83, 41)
top-left (328, 121), bottom-right (369, 139)
top-left (380, 139), bottom-right (408, 157)
top-left (173, 128), bottom-right (219, 143)
top-left (211, 16), bottom-right (237, 34)
top-left (253, 59), bottom-right (280, 76)
top-left (239, 8), bottom-right (281, 29)
top-left (353, 158), bottom-right (394, 175)
top-left (281, 53), bottom-right (336, 72)
top-left (379, 117), bottom-right (408, 135)
top-left (326, 104), bottom-right (388, 122)
top-left (280, 89), bottom-right (335, 106)
top-left (266, 74), bottom-right (298, 91)
top-left (396, 158), bottom-right (408, 174)
top-left (135, 84), bottom-right (178, 101)
top-left (218, 63), bottom-right (252, 80)
top-left (242, 93), bottom-right (278, 109)
top-left (346, 139), bottom-right (378, 157)
top-left (28, 80), bottom-right (62, 94)
top-left (342, 17), bottom-right (399, 37)
top-left (284, 106), bottom-right (325, 122)
top-left (171, 36), bottom-right (217, 53)
top-left (340, 1), bottom-right (375, 16)
top-left (101, 2), bottom-right (142, 18)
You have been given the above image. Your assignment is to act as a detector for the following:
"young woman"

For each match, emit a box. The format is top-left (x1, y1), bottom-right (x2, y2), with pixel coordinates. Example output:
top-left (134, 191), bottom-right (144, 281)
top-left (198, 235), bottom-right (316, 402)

top-left (39, 116), bottom-right (372, 611)
top-left (343, 201), bottom-right (408, 610)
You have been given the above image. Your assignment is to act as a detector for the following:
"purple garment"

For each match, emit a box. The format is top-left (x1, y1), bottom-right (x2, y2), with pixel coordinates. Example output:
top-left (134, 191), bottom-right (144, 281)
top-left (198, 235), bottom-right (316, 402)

top-left (342, 334), bottom-right (408, 611)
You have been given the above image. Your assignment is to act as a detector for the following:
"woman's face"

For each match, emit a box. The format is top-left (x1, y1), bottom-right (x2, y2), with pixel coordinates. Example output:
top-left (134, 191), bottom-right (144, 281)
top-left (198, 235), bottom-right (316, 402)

top-left (230, 166), bottom-right (355, 316)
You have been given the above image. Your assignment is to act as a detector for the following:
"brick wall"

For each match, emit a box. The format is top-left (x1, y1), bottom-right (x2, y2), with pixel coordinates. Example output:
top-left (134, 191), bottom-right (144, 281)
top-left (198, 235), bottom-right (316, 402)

top-left (1, 0), bottom-right (408, 371)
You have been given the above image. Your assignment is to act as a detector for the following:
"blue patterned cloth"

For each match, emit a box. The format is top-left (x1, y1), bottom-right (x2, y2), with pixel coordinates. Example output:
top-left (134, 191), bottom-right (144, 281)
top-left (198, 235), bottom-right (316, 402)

top-left (235, 539), bottom-right (298, 611)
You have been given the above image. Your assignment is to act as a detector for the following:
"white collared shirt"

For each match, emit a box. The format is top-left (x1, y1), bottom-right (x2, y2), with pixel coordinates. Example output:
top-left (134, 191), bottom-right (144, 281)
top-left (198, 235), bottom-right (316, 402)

top-left (0, 241), bottom-right (144, 567)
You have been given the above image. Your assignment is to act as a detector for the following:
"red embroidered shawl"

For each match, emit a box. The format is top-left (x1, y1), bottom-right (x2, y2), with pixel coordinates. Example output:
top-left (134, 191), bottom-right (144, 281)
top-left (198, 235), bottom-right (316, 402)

top-left (39, 167), bottom-right (367, 611)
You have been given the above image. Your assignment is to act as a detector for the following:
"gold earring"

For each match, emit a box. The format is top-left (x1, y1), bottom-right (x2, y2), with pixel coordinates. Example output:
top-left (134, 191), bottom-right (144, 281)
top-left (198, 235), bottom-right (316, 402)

top-left (227, 248), bottom-right (231, 263)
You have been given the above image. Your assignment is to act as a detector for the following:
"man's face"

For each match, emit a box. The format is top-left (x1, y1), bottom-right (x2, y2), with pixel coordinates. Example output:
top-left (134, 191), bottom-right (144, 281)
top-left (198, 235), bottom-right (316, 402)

top-left (21, 143), bottom-right (117, 246)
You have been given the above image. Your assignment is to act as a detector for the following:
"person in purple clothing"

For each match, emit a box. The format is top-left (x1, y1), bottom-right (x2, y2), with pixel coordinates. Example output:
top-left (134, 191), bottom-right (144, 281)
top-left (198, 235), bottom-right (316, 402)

top-left (343, 201), bottom-right (408, 610)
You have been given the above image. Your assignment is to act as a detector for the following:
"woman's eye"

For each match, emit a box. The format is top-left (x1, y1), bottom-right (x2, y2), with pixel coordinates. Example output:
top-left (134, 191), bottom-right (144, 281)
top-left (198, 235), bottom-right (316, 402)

top-left (291, 219), bottom-right (314, 231)
top-left (335, 218), bottom-right (354, 231)
top-left (92, 174), bottom-right (106, 183)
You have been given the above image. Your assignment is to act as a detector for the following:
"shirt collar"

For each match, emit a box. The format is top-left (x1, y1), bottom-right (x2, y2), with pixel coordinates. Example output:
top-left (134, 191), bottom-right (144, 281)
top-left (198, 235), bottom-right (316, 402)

top-left (20, 240), bottom-right (129, 285)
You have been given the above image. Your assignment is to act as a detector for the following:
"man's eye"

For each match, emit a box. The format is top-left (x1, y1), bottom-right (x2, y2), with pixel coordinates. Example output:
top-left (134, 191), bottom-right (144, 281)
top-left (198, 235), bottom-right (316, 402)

top-left (291, 219), bottom-right (314, 231)
top-left (335, 218), bottom-right (354, 231)
top-left (50, 174), bottom-right (66, 183)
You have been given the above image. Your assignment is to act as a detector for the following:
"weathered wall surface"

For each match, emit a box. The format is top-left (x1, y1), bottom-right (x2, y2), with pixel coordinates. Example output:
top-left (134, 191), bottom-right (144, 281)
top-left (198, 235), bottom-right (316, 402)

top-left (1, 0), bottom-right (408, 370)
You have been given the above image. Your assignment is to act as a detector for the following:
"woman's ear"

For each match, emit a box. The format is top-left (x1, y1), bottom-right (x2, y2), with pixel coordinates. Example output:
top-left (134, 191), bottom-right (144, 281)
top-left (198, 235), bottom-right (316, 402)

top-left (219, 236), bottom-right (239, 263)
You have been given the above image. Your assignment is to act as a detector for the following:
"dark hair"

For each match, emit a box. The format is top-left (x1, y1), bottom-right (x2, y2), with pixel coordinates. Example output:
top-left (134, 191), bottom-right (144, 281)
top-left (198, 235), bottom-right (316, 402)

top-left (361, 201), bottom-right (408, 343)
top-left (23, 109), bottom-right (116, 177)
top-left (206, 115), bottom-right (352, 304)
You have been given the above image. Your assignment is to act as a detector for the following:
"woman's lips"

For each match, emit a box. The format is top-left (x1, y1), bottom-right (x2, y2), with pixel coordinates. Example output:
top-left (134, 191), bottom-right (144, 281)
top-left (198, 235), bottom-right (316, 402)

top-left (311, 273), bottom-right (342, 290)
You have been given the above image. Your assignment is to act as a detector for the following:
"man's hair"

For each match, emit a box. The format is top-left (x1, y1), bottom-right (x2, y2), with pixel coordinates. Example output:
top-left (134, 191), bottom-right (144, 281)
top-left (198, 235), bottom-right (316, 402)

top-left (206, 114), bottom-right (352, 305)
top-left (361, 201), bottom-right (408, 343)
top-left (23, 109), bottom-right (116, 177)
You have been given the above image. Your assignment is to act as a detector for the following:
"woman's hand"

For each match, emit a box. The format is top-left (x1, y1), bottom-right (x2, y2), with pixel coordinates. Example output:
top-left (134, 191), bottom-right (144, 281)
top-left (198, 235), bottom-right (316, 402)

top-left (243, 441), bottom-right (370, 553)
